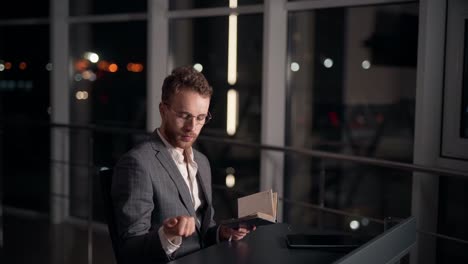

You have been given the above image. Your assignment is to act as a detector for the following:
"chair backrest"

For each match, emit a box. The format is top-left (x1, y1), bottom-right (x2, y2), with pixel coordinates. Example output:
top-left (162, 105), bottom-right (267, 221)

top-left (99, 168), bottom-right (121, 263)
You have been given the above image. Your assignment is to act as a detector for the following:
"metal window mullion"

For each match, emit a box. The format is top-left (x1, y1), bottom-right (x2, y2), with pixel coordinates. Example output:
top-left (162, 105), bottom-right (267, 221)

top-left (147, 0), bottom-right (168, 131)
top-left (68, 13), bottom-right (147, 24)
top-left (50, 0), bottom-right (70, 224)
top-left (286, 0), bottom-right (416, 11)
top-left (0, 18), bottom-right (49, 26)
top-left (260, 0), bottom-right (287, 222)
top-left (168, 5), bottom-right (263, 19)
top-left (411, 0), bottom-right (446, 263)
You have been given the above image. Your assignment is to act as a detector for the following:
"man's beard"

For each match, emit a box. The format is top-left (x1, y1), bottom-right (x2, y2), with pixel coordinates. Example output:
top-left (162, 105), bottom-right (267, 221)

top-left (166, 128), bottom-right (197, 149)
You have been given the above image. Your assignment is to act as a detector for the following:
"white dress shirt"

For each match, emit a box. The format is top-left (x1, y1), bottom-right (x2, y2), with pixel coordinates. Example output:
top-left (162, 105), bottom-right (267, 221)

top-left (156, 129), bottom-right (204, 255)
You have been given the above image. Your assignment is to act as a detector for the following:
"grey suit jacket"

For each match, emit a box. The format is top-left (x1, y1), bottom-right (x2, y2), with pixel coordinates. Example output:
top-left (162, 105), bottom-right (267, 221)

top-left (111, 132), bottom-right (218, 263)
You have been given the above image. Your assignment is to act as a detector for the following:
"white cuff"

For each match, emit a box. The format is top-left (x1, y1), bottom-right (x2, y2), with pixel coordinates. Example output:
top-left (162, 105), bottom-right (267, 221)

top-left (158, 226), bottom-right (182, 255)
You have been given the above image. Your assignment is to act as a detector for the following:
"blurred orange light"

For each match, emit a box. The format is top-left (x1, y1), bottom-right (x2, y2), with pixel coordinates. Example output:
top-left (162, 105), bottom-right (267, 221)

top-left (127, 62), bottom-right (144, 72)
top-left (19, 62), bottom-right (27, 70)
top-left (74, 59), bottom-right (90, 72)
top-left (134, 63), bottom-right (144, 72)
top-left (98, 60), bottom-right (109, 71)
top-left (108, 63), bottom-right (118, 73)
top-left (5, 62), bottom-right (12, 70)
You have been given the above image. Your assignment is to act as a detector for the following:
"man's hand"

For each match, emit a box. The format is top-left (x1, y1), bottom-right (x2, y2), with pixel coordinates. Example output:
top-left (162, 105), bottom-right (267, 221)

top-left (163, 216), bottom-right (196, 240)
top-left (219, 225), bottom-right (256, 241)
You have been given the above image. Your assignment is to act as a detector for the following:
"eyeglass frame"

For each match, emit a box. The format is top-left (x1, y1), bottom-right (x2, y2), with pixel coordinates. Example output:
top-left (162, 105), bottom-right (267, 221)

top-left (163, 102), bottom-right (212, 125)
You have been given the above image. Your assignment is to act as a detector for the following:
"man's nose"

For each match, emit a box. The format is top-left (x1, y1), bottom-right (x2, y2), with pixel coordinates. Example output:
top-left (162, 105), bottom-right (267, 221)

top-left (183, 117), bottom-right (197, 130)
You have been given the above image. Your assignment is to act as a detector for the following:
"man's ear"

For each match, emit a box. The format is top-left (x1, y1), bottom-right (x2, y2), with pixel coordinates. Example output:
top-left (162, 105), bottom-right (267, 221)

top-left (159, 102), bottom-right (166, 121)
top-left (159, 102), bottom-right (164, 114)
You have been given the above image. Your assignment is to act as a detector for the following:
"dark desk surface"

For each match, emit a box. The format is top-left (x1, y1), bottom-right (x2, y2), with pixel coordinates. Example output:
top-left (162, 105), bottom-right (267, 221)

top-left (170, 223), bottom-right (353, 264)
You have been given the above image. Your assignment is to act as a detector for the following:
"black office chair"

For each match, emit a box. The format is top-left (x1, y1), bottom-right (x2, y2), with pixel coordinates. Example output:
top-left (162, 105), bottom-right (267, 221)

top-left (99, 167), bottom-right (121, 264)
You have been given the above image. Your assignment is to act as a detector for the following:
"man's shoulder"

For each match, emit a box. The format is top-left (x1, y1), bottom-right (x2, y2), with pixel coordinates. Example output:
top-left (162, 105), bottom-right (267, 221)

top-left (192, 147), bottom-right (209, 163)
top-left (192, 147), bottom-right (205, 156)
top-left (122, 136), bottom-right (162, 158)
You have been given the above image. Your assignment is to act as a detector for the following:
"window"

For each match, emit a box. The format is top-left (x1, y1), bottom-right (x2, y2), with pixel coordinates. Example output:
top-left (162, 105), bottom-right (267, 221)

top-left (69, 21), bottom-right (147, 219)
top-left (442, 0), bottom-right (468, 160)
top-left (285, 3), bottom-right (418, 227)
top-left (0, 25), bottom-right (50, 212)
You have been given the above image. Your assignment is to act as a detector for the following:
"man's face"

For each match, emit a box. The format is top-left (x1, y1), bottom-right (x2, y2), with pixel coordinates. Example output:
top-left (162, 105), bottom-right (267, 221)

top-left (160, 89), bottom-right (211, 149)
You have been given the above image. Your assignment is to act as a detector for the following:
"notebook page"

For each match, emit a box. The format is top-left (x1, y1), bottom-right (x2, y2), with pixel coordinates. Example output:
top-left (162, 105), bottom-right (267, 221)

top-left (238, 189), bottom-right (274, 218)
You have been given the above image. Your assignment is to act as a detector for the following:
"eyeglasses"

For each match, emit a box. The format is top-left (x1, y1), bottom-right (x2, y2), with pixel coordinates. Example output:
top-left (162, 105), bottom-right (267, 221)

top-left (165, 103), bottom-right (212, 125)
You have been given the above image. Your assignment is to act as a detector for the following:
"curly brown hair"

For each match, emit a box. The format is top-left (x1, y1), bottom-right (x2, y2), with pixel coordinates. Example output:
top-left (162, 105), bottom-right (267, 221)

top-left (161, 66), bottom-right (213, 103)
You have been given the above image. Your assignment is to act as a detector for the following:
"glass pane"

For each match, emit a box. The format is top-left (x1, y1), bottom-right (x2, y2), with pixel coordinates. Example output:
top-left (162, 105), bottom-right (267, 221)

top-left (285, 3), bottom-right (418, 225)
top-left (0, 0), bottom-right (49, 19)
top-left (169, 14), bottom-right (263, 219)
top-left (70, 0), bottom-right (146, 16)
top-left (170, 0), bottom-right (263, 10)
top-left (437, 176), bottom-right (468, 263)
top-left (0, 25), bottom-right (50, 212)
top-left (461, 19), bottom-right (468, 138)
top-left (69, 22), bottom-right (147, 127)
top-left (69, 22), bottom-right (147, 219)
top-left (284, 155), bottom-right (412, 234)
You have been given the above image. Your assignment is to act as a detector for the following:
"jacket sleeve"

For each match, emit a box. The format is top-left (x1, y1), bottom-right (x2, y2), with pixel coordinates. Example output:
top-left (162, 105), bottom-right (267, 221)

top-left (112, 153), bottom-right (171, 264)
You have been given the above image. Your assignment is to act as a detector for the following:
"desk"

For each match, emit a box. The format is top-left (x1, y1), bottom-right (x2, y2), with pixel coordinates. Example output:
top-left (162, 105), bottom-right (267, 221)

top-left (170, 223), bottom-right (352, 264)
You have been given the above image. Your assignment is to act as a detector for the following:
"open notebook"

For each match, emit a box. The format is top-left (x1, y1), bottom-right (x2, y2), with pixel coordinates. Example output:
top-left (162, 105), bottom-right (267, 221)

top-left (221, 189), bottom-right (278, 229)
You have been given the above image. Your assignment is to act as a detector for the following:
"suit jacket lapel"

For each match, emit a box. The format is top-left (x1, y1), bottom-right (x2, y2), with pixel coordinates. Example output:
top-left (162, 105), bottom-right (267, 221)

top-left (194, 163), bottom-right (211, 206)
top-left (151, 133), bottom-right (197, 219)
top-left (194, 152), bottom-right (213, 236)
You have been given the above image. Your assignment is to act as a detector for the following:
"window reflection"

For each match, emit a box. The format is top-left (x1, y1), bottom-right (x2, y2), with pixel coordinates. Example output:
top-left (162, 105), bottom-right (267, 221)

top-left (285, 3), bottom-right (418, 229)
top-left (69, 22), bottom-right (147, 220)
top-left (0, 25), bottom-right (50, 212)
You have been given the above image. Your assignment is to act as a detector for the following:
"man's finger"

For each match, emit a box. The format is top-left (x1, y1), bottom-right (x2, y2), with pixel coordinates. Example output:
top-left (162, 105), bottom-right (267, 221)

top-left (177, 217), bottom-right (188, 236)
top-left (236, 227), bottom-right (250, 234)
top-left (164, 217), bottom-right (178, 228)
top-left (189, 217), bottom-right (196, 235)
top-left (185, 217), bottom-right (195, 236)
top-left (232, 233), bottom-right (246, 240)
top-left (182, 217), bottom-right (190, 236)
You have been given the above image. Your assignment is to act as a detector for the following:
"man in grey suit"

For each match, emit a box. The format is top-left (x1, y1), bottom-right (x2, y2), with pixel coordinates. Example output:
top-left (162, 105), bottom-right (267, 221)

top-left (112, 66), bottom-right (252, 263)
